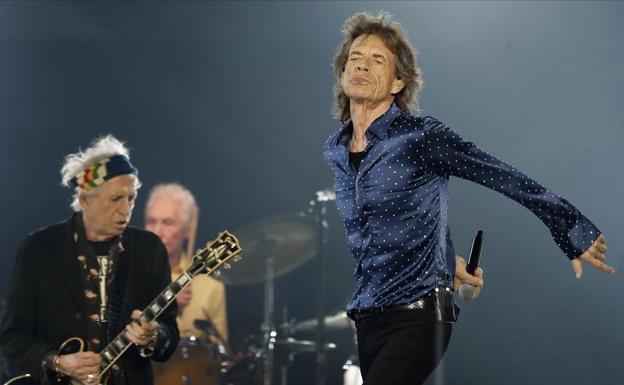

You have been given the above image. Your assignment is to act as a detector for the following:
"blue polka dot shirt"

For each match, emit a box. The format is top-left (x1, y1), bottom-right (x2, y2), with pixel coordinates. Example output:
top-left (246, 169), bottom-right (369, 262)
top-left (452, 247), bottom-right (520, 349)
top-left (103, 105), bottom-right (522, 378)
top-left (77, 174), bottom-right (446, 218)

top-left (323, 103), bottom-right (600, 313)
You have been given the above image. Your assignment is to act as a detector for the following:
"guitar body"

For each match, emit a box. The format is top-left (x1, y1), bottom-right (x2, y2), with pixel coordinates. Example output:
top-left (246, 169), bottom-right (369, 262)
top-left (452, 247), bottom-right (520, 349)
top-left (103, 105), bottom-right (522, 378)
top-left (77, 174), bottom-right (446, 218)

top-left (3, 338), bottom-right (87, 385)
top-left (2, 374), bottom-right (38, 385)
top-left (46, 337), bottom-right (106, 385)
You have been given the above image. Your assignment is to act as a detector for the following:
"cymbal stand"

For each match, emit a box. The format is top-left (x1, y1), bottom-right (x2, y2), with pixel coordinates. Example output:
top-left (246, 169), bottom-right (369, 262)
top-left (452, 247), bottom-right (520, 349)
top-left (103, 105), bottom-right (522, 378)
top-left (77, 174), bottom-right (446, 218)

top-left (262, 256), bottom-right (276, 385)
top-left (276, 307), bottom-right (292, 385)
top-left (312, 189), bottom-right (335, 385)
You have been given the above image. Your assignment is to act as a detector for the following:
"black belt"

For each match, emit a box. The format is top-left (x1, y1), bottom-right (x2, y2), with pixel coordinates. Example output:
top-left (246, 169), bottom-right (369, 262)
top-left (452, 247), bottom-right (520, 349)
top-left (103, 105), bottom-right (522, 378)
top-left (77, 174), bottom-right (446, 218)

top-left (348, 296), bottom-right (435, 321)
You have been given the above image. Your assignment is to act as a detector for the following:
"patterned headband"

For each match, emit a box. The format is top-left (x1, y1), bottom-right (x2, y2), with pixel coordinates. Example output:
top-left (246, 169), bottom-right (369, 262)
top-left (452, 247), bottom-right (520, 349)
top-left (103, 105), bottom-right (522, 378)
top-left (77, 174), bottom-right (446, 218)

top-left (70, 154), bottom-right (138, 191)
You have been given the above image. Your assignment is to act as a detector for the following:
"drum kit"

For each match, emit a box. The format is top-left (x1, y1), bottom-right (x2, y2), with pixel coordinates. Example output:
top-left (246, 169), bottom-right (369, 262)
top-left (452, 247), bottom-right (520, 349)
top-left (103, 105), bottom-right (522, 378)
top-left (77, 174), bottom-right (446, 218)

top-left (154, 189), bottom-right (353, 385)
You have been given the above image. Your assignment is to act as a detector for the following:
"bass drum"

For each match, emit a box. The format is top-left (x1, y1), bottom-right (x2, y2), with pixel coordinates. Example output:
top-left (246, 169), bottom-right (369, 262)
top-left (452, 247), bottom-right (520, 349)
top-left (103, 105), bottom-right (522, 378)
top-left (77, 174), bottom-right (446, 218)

top-left (153, 336), bottom-right (219, 385)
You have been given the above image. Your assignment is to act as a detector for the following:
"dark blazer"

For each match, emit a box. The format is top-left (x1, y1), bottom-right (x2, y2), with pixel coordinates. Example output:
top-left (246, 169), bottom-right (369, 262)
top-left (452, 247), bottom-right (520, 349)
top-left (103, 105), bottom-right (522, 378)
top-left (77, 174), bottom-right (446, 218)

top-left (0, 217), bottom-right (179, 385)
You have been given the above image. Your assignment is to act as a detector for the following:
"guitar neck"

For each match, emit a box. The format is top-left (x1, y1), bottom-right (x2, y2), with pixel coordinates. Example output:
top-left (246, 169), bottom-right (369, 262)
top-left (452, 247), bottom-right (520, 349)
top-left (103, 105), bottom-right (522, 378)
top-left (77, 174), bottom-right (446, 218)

top-left (99, 269), bottom-right (195, 376)
top-left (98, 230), bottom-right (241, 378)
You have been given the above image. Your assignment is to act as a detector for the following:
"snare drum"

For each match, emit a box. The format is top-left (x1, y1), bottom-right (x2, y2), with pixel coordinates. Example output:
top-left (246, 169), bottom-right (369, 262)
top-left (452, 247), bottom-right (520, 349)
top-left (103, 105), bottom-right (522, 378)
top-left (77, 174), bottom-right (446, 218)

top-left (153, 336), bottom-right (218, 385)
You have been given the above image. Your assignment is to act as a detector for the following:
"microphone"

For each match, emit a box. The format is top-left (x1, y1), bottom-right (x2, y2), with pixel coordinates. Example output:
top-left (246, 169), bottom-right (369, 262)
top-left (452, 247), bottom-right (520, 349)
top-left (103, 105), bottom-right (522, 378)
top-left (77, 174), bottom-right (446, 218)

top-left (458, 230), bottom-right (484, 301)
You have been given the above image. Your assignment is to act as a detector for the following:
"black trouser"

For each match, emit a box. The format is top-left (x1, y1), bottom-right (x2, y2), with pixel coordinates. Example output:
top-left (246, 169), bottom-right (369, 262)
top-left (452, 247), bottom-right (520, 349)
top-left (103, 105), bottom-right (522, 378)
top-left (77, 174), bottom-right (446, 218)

top-left (355, 309), bottom-right (453, 385)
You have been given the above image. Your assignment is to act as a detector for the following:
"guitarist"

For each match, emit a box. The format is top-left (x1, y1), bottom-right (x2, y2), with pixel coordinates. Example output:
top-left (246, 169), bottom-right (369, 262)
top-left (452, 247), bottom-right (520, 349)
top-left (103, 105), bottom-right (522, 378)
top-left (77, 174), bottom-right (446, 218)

top-left (0, 135), bottom-right (179, 385)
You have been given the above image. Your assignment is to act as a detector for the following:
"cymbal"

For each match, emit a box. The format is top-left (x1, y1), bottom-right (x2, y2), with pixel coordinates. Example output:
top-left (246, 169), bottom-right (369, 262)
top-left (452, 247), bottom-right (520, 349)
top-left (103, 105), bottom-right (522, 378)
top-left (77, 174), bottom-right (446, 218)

top-left (220, 213), bottom-right (319, 285)
top-left (274, 337), bottom-right (337, 353)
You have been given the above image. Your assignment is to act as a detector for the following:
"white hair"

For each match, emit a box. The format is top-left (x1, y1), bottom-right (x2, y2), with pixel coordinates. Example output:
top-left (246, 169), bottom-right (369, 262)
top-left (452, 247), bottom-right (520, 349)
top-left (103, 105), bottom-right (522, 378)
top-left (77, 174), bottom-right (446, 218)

top-left (61, 135), bottom-right (141, 212)
top-left (146, 183), bottom-right (198, 229)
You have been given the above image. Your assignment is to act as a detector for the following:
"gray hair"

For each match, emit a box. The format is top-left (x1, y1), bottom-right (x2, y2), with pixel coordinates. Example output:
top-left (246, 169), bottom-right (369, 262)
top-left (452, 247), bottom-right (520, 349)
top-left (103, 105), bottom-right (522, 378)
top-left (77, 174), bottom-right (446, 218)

top-left (332, 11), bottom-right (423, 124)
top-left (60, 135), bottom-right (141, 211)
top-left (145, 183), bottom-right (198, 229)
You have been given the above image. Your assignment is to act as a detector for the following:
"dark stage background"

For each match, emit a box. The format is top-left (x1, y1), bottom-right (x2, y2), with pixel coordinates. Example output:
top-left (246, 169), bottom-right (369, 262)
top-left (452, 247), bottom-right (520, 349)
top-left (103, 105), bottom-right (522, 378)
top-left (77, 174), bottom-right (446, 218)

top-left (1, 2), bottom-right (623, 385)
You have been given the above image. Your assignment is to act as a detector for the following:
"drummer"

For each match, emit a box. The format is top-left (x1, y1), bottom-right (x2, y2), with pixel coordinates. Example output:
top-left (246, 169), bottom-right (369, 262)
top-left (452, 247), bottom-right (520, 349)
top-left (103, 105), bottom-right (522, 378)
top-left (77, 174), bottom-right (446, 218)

top-left (144, 183), bottom-right (228, 344)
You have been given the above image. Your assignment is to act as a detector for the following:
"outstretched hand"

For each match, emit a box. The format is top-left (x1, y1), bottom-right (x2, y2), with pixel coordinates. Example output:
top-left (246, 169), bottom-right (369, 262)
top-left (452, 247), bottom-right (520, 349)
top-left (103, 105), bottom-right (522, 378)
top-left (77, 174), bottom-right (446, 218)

top-left (571, 234), bottom-right (615, 279)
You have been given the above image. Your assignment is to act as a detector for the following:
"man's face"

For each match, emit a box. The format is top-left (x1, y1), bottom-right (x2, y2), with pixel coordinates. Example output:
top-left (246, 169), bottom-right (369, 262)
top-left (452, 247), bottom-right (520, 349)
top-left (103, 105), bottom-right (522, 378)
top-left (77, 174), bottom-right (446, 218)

top-left (80, 174), bottom-right (137, 240)
top-left (341, 34), bottom-right (405, 106)
top-left (144, 197), bottom-right (187, 259)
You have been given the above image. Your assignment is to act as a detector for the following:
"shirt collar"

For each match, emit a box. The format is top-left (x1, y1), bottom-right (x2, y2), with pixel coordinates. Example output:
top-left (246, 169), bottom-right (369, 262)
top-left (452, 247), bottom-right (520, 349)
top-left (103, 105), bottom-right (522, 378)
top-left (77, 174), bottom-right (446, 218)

top-left (367, 103), bottom-right (401, 139)
top-left (337, 103), bottom-right (401, 144)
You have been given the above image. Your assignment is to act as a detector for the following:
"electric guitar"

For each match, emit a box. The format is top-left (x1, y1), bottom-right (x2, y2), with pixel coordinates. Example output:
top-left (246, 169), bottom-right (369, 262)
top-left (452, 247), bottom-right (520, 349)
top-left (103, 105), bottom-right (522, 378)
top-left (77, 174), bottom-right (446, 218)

top-left (3, 231), bottom-right (241, 385)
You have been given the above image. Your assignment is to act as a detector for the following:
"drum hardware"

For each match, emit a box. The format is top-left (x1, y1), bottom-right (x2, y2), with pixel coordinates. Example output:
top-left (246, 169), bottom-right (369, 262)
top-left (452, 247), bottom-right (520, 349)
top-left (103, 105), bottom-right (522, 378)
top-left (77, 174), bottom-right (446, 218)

top-left (310, 188), bottom-right (335, 385)
top-left (341, 355), bottom-right (363, 385)
top-left (292, 311), bottom-right (350, 333)
top-left (193, 319), bottom-right (229, 357)
top-left (217, 198), bottom-right (318, 385)
top-left (219, 349), bottom-right (264, 385)
top-left (219, 312), bottom-right (338, 385)
top-left (153, 336), bottom-right (222, 385)
top-left (219, 213), bottom-right (319, 286)
top-left (219, 188), bottom-right (336, 385)
top-left (273, 307), bottom-right (338, 385)
top-left (275, 337), bottom-right (337, 354)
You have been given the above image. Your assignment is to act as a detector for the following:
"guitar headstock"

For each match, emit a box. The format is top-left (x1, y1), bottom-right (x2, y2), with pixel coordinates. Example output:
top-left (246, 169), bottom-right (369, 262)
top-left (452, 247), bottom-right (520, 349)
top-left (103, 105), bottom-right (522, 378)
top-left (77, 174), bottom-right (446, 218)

top-left (188, 231), bottom-right (242, 277)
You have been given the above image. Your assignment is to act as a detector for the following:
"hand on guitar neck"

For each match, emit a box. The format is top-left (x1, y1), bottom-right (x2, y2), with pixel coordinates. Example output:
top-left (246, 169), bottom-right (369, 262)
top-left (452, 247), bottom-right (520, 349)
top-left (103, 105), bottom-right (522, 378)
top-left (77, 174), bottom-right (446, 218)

top-left (125, 309), bottom-right (160, 347)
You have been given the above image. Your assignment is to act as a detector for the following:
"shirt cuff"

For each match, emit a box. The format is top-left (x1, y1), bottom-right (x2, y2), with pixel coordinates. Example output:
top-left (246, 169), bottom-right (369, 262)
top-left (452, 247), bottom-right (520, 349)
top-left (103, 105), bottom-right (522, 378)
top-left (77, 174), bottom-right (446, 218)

top-left (559, 216), bottom-right (601, 260)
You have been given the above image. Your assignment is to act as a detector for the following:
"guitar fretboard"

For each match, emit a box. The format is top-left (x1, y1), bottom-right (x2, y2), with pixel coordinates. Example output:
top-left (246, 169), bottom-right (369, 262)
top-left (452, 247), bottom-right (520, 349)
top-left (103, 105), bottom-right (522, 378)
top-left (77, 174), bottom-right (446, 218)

top-left (98, 231), bottom-right (241, 377)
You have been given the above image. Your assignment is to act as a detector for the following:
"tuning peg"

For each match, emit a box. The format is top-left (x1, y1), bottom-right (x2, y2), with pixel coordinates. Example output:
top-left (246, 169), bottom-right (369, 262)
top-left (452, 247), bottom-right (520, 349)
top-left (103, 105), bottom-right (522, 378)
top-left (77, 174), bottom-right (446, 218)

top-left (213, 270), bottom-right (222, 277)
top-left (232, 255), bottom-right (242, 262)
top-left (222, 263), bottom-right (231, 270)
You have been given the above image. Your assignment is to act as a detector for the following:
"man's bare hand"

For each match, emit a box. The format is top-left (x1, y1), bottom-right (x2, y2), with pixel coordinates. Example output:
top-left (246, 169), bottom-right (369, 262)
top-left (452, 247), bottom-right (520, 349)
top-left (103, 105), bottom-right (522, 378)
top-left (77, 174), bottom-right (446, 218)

top-left (55, 351), bottom-right (101, 385)
top-left (572, 234), bottom-right (615, 279)
top-left (454, 255), bottom-right (484, 298)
